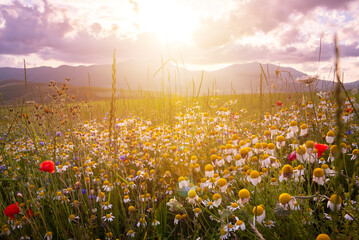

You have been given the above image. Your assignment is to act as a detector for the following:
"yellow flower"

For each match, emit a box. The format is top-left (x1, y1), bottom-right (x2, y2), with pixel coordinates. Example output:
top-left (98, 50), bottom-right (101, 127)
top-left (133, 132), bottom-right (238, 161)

top-left (188, 190), bottom-right (197, 199)
top-left (212, 193), bottom-right (222, 207)
top-left (313, 168), bottom-right (324, 178)
top-left (238, 189), bottom-right (250, 199)
top-left (305, 141), bottom-right (315, 149)
top-left (316, 234), bottom-right (331, 240)
top-left (276, 136), bottom-right (285, 142)
top-left (128, 206), bottom-right (136, 213)
top-left (217, 178), bottom-right (228, 192)
top-left (327, 194), bottom-right (342, 211)
top-left (279, 193), bottom-right (291, 205)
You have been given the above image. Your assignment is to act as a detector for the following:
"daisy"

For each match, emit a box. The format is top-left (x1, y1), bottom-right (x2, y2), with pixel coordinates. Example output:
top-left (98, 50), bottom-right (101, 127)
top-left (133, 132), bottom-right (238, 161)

top-left (296, 146), bottom-right (307, 163)
top-left (68, 214), bottom-right (79, 223)
top-left (217, 178), bottom-right (228, 193)
top-left (235, 155), bottom-right (245, 167)
top-left (279, 164), bottom-right (293, 182)
top-left (351, 149), bottom-right (359, 160)
top-left (339, 143), bottom-right (348, 154)
top-left (248, 170), bottom-right (261, 186)
top-left (313, 168), bottom-right (325, 185)
top-left (202, 200), bottom-right (214, 209)
top-left (187, 190), bottom-right (198, 204)
top-left (212, 193), bottom-right (222, 207)
top-left (137, 217), bottom-right (147, 227)
top-left (126, 230), bottom-right (135, 238)
top-left (238, 189), bottom-right (250, 204)
top-left (270, 177), bottom-right (278, 186)
top-left (103, 213), bottom-right (115, 222)
top-left (264, 220), bottom-right (275, 228)
top-left (253, 205), bottom-right (266, 224)
top-left (219, 228), bottom-right (229, 240)
top-left (123, 195), bottom-right (131, 203)
top-left (174, 214), bottom-right (182, 224)
top-left (289, 121), bottom-right (299, 133)
top-left (321, 164), bottom-right (336, 176)
top-left (279, 193), bottom-right (296, 210)
top-left (205, 164), bottom-right (214, 178)
top-left (327, 194), bottom-right (342, 212)
top-left (45, 232), bottom-right (53, 240)
top-left (193, 207), bottom-right (201, 217)
top-left (305, 141), bottom-right (315, 154)
top-left (300, 124), bottom-right (308, 136)
top-left (235, 219), bottom-right (246, 231)
top-left (326, 130), bottom-right (335, 144)
top-left (276, 135), bottom-right (285, 148)
top-left (227, 202), bottom-right (240, 212)
top-left (102, 181), bottom-right (113, 192)
top-left (293, 165), bottom-right (305, 182)
top-left (152, 219), bottom-right (160, 226)
top-left (216, 157), bottom-right (225, 167)
top-left (102, 202), bottom-right (113, 210)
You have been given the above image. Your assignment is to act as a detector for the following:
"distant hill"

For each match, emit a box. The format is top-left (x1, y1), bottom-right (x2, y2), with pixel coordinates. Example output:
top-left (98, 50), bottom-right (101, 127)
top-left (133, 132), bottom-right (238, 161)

top-left (0, 61), bottom-right (358, 100)
top-left (0, 79), bottom-right (152, 105)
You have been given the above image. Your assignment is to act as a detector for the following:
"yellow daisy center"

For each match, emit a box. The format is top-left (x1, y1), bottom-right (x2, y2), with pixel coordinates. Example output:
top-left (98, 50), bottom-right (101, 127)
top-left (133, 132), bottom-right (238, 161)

top-left (188, 190), bottom-right (197, 199)
top-left (250, 171), bottom-right (260, 179)
top-left (238, 189), bottom-right (250, 199)
top-left (252, 206), bottom-right (264, 216)
top-left (329, 194), bottom-right (342, 204)
top-left (217, 178), bottom-right (227, 187)
top-left (313, 168), bottom-right (324, 178)
top-left (205, 164), bottom-right (214, 172)
top-left (279, 193), bottom-right (291, 205)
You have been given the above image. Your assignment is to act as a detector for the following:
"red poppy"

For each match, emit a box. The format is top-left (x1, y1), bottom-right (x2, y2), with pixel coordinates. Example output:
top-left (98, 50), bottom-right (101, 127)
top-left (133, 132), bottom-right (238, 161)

top-left (315, 143), bottom-right (328, 158)
top-left (276, 101), bottom-right (283, 107)
top-left (40, 160), bottom-right (55, 173)
top-left (346, 108), bottom-right (353, 113)
top-left (4, 203), bottom-right (20, 219)
top-left (288, 151), bottom-right (296, 161)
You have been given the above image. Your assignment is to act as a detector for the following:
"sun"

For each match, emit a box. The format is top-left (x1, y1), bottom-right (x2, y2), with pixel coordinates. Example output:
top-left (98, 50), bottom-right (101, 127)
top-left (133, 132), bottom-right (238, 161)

top-left (136, 1), bottom-right (198, 44)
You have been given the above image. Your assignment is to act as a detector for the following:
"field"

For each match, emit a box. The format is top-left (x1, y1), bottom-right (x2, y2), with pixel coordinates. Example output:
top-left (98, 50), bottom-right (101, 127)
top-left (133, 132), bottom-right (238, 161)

top-left (0, 74), bottom-right (358, 240)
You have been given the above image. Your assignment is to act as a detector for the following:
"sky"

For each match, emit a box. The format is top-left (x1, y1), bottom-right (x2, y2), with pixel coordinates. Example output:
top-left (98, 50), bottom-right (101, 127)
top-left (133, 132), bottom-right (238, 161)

top-left (0, 0), bottom-right (359, 82)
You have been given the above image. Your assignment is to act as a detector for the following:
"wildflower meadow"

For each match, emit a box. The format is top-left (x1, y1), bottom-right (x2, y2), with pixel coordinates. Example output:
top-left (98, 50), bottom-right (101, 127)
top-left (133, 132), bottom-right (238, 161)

top-left (0, 63), bottom-right (358, 240)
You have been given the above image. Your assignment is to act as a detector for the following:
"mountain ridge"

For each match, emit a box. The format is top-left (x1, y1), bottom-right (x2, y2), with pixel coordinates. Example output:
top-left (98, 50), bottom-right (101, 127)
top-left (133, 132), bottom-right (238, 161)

top-left (0, 61), bottom-right (358, 95)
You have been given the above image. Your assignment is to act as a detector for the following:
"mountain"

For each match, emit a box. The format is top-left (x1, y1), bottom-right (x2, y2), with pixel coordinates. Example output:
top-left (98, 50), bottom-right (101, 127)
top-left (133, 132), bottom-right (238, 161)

top-left (0, 61), bottom-right (358, 98)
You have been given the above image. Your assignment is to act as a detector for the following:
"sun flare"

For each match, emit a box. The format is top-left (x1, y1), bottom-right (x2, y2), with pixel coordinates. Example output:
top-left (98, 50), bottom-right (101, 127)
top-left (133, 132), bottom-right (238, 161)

top-left (136, 1), bottom-right (198, 44)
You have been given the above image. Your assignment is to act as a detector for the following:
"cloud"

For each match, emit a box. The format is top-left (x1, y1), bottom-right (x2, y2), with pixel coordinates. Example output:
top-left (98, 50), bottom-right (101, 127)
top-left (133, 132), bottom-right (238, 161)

top-left (191, 0), bottom-right (356, 49)
top-left (39, 32), bottom-right (164, 64)
top-left (0, 0), bottom-right (72, 54)
top-left (0, 0), bottom-right (164, 64)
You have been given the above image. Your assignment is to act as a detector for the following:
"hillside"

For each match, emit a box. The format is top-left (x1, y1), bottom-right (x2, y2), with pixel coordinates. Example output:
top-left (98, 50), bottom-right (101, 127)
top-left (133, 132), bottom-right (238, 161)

top-left (0, 62), bottom-right (358, 100)
top-left (0, 79), bottom-right (153, 105)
